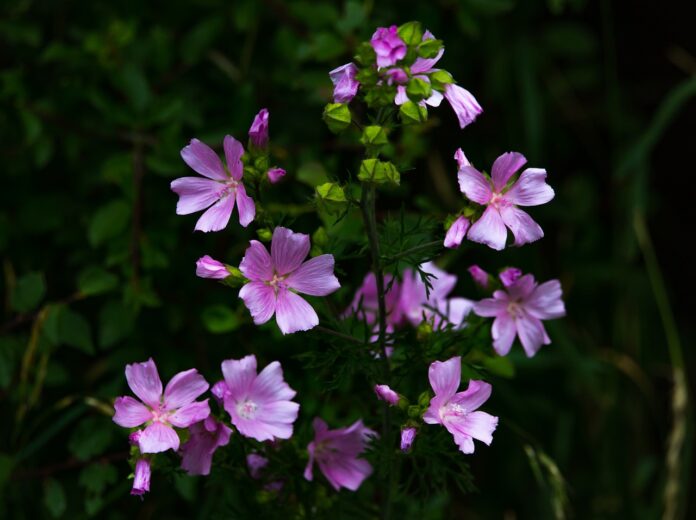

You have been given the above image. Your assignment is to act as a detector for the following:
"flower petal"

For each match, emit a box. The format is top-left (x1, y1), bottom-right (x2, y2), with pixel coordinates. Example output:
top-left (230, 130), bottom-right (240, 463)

top-left (504, 168), bottom-right (554, 206)
top-left (319, 456), bottom-right (373, 491)
top-left (449, 380), bottom-right (492, 413)
top-left (235, 184), bottom-right (255, 227)
top-left (428, 356), bottom-right (461, 398)
top-left (424, 89), bottom-right (443, 107)
top-left (285, 255), bottom-right (340, 296)
top-left (138, 422), bottom-right (180, 453)
top-left (239, 240), bottom-right (273, 281)
top-left (274, 289), bottom-right (318, 334)
top-left (526, 280), bottom-right (566, 320)
top-left (170, 177), bottom-right (221, 215)
top-left (223, 135), bottom-right (244, 181)
top-left (491, 152), bottom-right (526, 192)
top-left (394, 85), bottom-right (408, 105)
top-left (221, 354), bottom-right (258, 398)
top-left (180, 138), bottom-right (227, 180)
top-left (461, 411), bottom-right (498, 445)
top-left (444, 216), bottom-right (470, 249)
top-left (457, 166), bottom-right (492, 205)
top-left (492, 314), bottom-right (517, 356)
top-left (467, 206), bottom-right (508, 250)
top-left (113, 396), bottom-right (151, 428)
top-left (194, 194), bottom-right (234, 232)
top-left (271, 227), bottom-right (310, 276)
top-left (239, 281), bottom-right (276, 325)
top-left (168, 399), bottom-right (211, 428)
top-left (163, 368), bottom-right (209, 410)
top-left (250, 360), bottom-right (296, 403)
top-left (515, 315), bottom-right (550, 357)
top-left (444, 83), bottom-right (482, 129)
top-left (499, 205), bottom-right (544, 247)
top-left (473, 296), bottom-right (507, 317)
top-left (125, 358), bottom-right (162, 408)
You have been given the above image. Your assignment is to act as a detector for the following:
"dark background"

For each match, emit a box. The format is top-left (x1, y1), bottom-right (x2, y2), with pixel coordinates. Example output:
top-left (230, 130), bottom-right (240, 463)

top-left (1, 0), bottom-right (695, 518)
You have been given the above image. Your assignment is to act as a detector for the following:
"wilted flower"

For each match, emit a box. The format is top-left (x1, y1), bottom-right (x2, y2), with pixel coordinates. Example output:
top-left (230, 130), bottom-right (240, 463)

top-left (180, 416), bottom-right (232, 476)
top-left (131, 458), bottom-right (151, 496)
top-left (400, 427), bottom-right (417, 452)
top-left (329, 63), bottom-right (360, 103)
top-left (113, 358), bottom-right (210, 453)
top-left (370, 26), bottom-right (407, 68)
top-left (423, 357), bottom-right (498, 454)
top-left (459, 152), bottom-right (554, 250)
top-left (218, 354), bottom-right (299, 442)
top-left (195, 255), bottom-right (229, 279)
top-left (474, 272), bottom-right (566, 357)
top-left (172, 136), bottom-right (255, 232)
top-left (239, 227), bottom-right (340, 334)
top-left (304, 418), bottom-right (376, 491)
top-left (374, 384), bottom-right (399, 406)
top-left (248, 108), bottom-right (269, 148)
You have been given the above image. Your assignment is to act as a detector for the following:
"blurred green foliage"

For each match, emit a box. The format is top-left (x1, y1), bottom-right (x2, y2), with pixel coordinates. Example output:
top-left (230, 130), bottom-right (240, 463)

top-left (1, 0), bottom-right (694, 518)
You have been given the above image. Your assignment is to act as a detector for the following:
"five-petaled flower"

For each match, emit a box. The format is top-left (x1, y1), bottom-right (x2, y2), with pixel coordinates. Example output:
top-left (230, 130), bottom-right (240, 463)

top-left (172, 136), bottom-right (255, 232)
top-left (474, 272), bottom-right (566, 357)
top-left (423, 356), bottom-right (498, 454)
top-left (304, 418), bottom-right (376, 491)
top-left (239, 227), bottom-right (340, 334)
top-left (113, 358), bottom-right (210, 453)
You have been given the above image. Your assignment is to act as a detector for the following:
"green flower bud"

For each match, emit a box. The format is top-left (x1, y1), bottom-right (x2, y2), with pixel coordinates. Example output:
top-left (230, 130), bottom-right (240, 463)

top-left (360, 125), bottom-right (389, 147)
top-left (407, 405), bottom-right (422, 419)
top-left (322, 103), bottom-right (352, 134)
top-left (406, 77), bottom-right (432, 102)
top-left (399, 100), bottom-right (428, 125)
top-left (221, 266), bottom-right (247, 288)
top-left (416, 321), bottom-right (433, 340)
top-left (316, 182), bottom-right (348, 215)
top-left (418, 38), bottom-right (443, 59)
top-left (257, 228), bottom-right (272, 242)
top-left (417, 391), bottom-right (432, 408)
top-left (397, 21), bottom-right (423, 46)
top-left (358, 159), bottom-right (400, 185)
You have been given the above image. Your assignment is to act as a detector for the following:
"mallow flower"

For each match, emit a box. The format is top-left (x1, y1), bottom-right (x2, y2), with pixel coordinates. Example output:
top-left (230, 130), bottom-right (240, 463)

top-left (400, 427), bottom-right (417, 452)
top-left (458, 151), bottom-right (554, 250)
top-left (444, 83), bottom-right (483, 129)
top-left (131, 458), bottom-right (151, 496)
top-left (344, 272), bottom-right (403, 330)
top-left (329, 63), bottom-right (360, 103)
top-left (423, 357), bottom-right (498, 454)
top-left (248, 108), bottom-right (269, 148)
top-left (218, 354), bottom-right (299, 442)
top-left (473, 272), bottom-right (566, 357)
top-left (180, 416), bottom-right (232, 476)
top-left (239, 227), bottom-right (340, 334)
top-left (195, 255), bottom-right (229, 280)
top-left (304, 418), bottom-right (376, 491)
top-left (370, 26), bottom-right (407, 68)
top-left (113, 358), bottom-right (210, 454)
top-left (172, 136), bottom-right (255, 232)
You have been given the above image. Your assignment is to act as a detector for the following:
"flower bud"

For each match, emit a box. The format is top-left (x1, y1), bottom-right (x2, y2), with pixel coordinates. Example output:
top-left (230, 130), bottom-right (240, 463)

top-left (322, 103), bottom-right (352, 134)
top-left (248, 109), bottom-right (269, 148)
top-left (399, 100), bottom-right (427, 125)
top-left (316, 182), bottom-right (348, 215)
top-left (195, 255), bottom-right (230, 280)
top-left (374, 384), bottom-right (399, 406)
top-left (400, 427), bottom-right (417, 452)
top-left (267, 167), bottom-right (286, 184)
top-left (131, 458), bottom-right (151, 496)
top-left (358, 159), bottom-right (400, 185)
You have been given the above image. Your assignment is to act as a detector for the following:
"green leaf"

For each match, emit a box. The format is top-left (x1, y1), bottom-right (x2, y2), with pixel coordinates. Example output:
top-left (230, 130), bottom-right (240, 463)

top-left (417, 38), bottom-right (443, 59)
top-left (397, 21), bottom-right (423, 46)
top-left (78, 463), bottom-right (117, 494)
top-left (11, 272), bottom-right (46, 313)
top-left (297, 161), bottom-right (329, 187)
top-left (181, 17), bottom-right (224, 64)
top-left (430, 70), bottom-right (454, 90)
top-left (406, 77), bottom-right (432, 102)
top-left (88, 200), bottom-right (130, 247)
top-left (68, 417), bottom-right (113, 461)
top-left (482, 355), bottom-right (516, 378)
top-left (52, 307), bottom-right (94, 354)
top-left (98, 300), bottom-right (135, 349)
top-left (399, 101), bottom-right (428, 125)
top-left (77, 267), bottom-right (118, 297)
top-left (201, 304), bottom-right (240, 334)
top-left (322, 103), bottom-right (352, 133)
top-left (0, 453), bottom-right (14, 489)
top-left (44, 478), bottom-right (66, 518)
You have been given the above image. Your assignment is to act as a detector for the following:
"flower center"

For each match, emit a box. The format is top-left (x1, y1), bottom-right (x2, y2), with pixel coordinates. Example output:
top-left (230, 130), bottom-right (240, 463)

top-left (441, 402), bottom-right (468, 420)
top-left (489, 192), bottom-right (510, 209)
top-left (236, 400), bottom-right (258, 420)
top-left (150, 405), bottom-right (170, 424)
top-left (218, 179), bottom-right (239, 199)
top-left (507, 301), bottom-right (523, 319)
top-left (266, 273), bottom-right (288, 294)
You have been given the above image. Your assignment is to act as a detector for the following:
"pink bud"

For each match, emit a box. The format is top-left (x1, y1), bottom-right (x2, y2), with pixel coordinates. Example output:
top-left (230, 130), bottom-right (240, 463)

top-left (248, 109), bottom-right (269, 148)
top-left (499, 267), bottom-right (522, 288)
top-left (374, 384), bottom-right (399, 406)
top-left (267, 167), bottom-right (286, 184)
top-left (196, 255), bottom-right (229, 280)
top-left (400, 427), bottom-right (417, 452)
top-left (131, 458), bottom-right (151, 496)
top-left (468, 265), bottom-right (490, 289)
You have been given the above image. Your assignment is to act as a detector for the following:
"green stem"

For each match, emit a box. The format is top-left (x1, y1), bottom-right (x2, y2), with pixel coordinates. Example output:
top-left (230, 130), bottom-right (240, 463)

top-left (314, 325), bottom-right (364, 345)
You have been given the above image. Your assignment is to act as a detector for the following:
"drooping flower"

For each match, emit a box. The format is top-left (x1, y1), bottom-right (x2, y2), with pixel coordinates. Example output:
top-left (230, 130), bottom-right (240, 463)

top-left (473, 272), bottom-right (565, 357)
top-left (443, 83), bottom-right (482, 129)
top-left (172, 136), bottom-right (255, 232)
top-left (458, 151), bottom-right (554, 250)
top-left (248, 108), bottom-right (269, 148)
top-left (113, 359), bottom-right (210, 454)
top-left (400, 427), bottom-right (417, 452)
top-left (267, 167), bottom-right (286, 184)
top-left (180, 416), bottom-right (232, 476)
top-left (399, 262), bottom-right (473, 330)
top-left (238, 227), bottom-right (340, 334)
top-left (468, 265), bottom-right (490, 289)
top-left (196, 255), bottom-right (229, 280)
top-left (304, 418), bottom-right (376, 491)
top-left (219, 355), bottom-right (299, 442)
top-left (392, 31), bottom-right (444, 108)
top-left (444, 216), bottom-right (470, 249)
top-left (423, 357), bottom-right (498, 454)
top-left (370, 26), bottom-right (407, 68)
top-left (329, 63), bottom-right (360, 103)
top-left (131, 458), bottom-right (151, 496)
top-left (374, 384), bottom-right (399, 406)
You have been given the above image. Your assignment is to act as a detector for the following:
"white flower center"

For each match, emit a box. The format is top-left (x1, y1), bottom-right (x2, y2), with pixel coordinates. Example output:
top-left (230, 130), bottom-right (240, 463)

top-left (218, 179), bottom-right (239, 199)
top-left (507, 301), bottom-right (522, 319)
top-left (236, 400), bottom-right (258, 420)
top-left (441, 402), bottom-right (467, 420)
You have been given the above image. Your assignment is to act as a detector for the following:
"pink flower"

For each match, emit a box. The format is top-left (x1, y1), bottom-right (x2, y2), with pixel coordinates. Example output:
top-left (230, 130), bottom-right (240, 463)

top-left (468, 265), bottom-right (490, 289)
top-left (400, 427), bottom-right (417, 452)
top-left (131, 458), bottom-right (151, 496)
top-left (345, 272), bottom-right (403, 330)
top-left (423, 357), bottom-right (498, 454)
top-left (219, 354), bottom-right (299, 442)
top-left (180, 416), bottom-right (232, 476)
top-left (329, 63), bottom-right (360, 103)
top-left (239, 227), bottom-right (340, 334)
top-left (172, 136), bottom-right (255, 232)
top-left (374, 384), bottom-right (399, 406)
top-left (113, 358), bottom-right (210, 454)
top-left (499, 267), bottom-right (522, 288)
top-left (392, 31), bottom-right (445, 108)
top-left (399, 262), bottom-right (473, 330)
top-left (458, 152), bottom-right (554, 250)
top-left (444, 216), bottom-right (470, 249)
top-left (454, 147), bottom-right (471, 169)
top-left (444, 83), bottom-right (482, 129)
top-left (246, 453), bottom-right (269, 479)
top-left (248, 108), bottom-right (269, 148)
top-left (473, 273), bottom-right (566, 357)
top-left (304, 418), bottom-right (376, 491)
top-left (267, 167), bottom-right (286, 184)
top-left (371, 26), bottom-right (407, 68)
top-left (196, 255), bottom-right (229, 279)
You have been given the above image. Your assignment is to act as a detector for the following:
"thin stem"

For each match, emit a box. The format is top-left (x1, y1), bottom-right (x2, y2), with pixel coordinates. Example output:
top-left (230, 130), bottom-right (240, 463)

top-left (314, 325), bottom-right (364, 345)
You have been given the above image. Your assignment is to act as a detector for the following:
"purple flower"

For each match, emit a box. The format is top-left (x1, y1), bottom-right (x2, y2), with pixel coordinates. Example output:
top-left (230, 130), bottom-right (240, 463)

top-left (468, 265), bottom-right (490, 289)
top-left (304, 418), bottom-right (376, 491)
top-left (423, 357), bottom-right (498, 454)
top-left (329, 63), bottom-right (360, 103)
top-left (248, 108), bottom-right (269, 148)
top-left (267, 167), bottom-right (286, 184)
top-left (392, 31), bottom-right (445, 108)
top-left (400, 427), bottom-right (417, 452)
top-left (247, 453), bottom-right (269, 479)
top-left (499, 267), bottom-right (522, 288)
top-left (180, 416), bottom-right (232, 476)
top-left (371, 26), bottom-right (407, 68)
top-left (172, 137), bottom-right (255, 232)
top-left (374, 384), bottom-right (399, 406)
top-left (131, 458), bottom-right (151, 496)
top-left (444, 216), bottom-right (470, 249)
top-left (196, 255), bottom-right (229, 280)
top-left (473, 273), bottom-right (566, 357)
top-left (239, 227), bottom-right (340, 334)
top-left (444, 83), bottom-right (482, 129)
top-left (113, 358), bottom-right (210, 454)
top-left (210, 380), bottom-right (229, 405)
top-left (219, 354), bottom-right (299, 442)
top-left (458, 152), bottom-right (555, 250)
top-left (345, 272), bottom-right (403, 330)
top-left (454, 147), bottom-right (471, 169)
